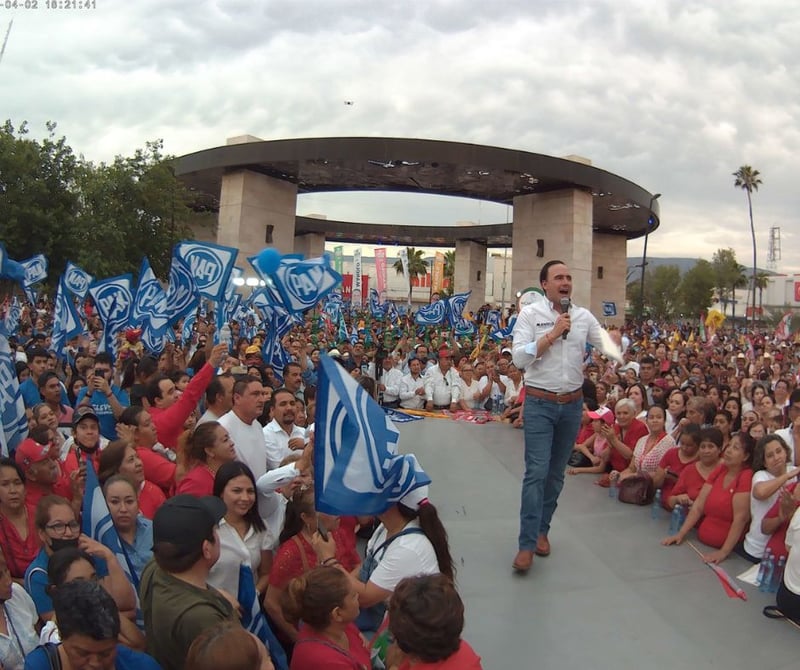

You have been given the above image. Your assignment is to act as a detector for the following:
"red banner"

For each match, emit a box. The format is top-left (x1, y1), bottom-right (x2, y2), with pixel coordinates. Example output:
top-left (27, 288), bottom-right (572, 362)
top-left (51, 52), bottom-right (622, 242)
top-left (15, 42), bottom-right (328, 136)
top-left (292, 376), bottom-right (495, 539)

top-left (794, 282), bottom-right (800, 302)
top-left (341, 274), bottom-right (353, 301)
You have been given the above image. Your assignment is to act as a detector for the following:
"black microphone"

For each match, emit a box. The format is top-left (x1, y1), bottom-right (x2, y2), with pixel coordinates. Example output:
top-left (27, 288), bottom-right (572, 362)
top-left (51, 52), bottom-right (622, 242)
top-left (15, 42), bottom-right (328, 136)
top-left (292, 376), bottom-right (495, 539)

top-left (560, 297), bottom-right (571, 339)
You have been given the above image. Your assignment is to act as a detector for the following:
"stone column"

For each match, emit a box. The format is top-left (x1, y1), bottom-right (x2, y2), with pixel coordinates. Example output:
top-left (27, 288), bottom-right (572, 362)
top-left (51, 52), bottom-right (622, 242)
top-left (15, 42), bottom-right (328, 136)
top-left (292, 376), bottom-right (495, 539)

top-left (293, 233), bottom-right (326, 259)
top-left (454, 240), bottom-right (487, 317)
top-left (590, 233), bottom-right (626, 326)
top-left (216, 136), bottom-right (298, 270)
top-left (511, 189), bottom-right (593, 307)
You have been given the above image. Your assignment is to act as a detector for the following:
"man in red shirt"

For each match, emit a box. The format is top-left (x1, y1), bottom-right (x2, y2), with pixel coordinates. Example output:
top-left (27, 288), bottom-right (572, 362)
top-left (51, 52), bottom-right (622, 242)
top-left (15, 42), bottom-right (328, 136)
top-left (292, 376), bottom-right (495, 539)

top-left (146, 344), bottom-right (228, 450)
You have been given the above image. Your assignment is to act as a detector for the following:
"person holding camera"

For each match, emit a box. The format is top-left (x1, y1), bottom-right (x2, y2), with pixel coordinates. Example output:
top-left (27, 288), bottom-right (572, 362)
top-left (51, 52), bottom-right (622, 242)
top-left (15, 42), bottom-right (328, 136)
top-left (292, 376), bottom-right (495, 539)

top-left (73, 352), bottom-right (130, 440)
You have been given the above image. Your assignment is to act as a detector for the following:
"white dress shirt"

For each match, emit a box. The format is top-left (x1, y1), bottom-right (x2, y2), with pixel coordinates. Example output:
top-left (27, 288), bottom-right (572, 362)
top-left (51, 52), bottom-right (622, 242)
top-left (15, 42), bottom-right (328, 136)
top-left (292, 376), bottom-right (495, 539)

top-left (263, 419), bottom-right (307, 470)
top-left (399, 373), bottom-right (426, 409)
top-left (424, 364), bottom-right (461, 407)
top-left (218, 410), bottom-right (267, 480)
top-left (511, 299), bottom-right (604, 393)
top-left (208, 518), bottom-right (274, 598)
top-left (378, 366), bottom-right (404, 403)
top-left (459, 378), bottom-right (483, 409)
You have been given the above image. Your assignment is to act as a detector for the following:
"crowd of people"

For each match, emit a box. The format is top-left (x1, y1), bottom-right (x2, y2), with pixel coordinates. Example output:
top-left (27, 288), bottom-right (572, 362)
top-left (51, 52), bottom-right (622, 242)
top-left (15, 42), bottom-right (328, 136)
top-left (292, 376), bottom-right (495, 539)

top-left (4, 282), bottom-right (800, 669)
top-left (0, 299), bottom-right (490, 670)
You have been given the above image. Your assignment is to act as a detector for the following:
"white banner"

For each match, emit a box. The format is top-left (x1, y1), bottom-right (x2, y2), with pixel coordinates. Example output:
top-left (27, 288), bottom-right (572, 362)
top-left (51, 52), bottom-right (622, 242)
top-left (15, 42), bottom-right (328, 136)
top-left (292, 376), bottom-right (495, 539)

top-left (352, 248), bottom-right (363, 308)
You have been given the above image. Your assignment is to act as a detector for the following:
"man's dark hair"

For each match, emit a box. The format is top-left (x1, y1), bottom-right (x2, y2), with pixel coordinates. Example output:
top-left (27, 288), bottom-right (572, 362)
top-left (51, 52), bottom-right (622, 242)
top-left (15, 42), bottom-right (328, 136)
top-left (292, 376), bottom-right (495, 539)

top-left (284, 361), bottom-right (302, 375)
top-left (205, 372), bottom-right (233, 406)
top-left (145, 375), bottom-right (169, 405)
top-left (539, 260), bottom-right (566, 285)
top-left (94, 352), bottom-right (113, 367)
top-left (640, 355), bottom-right (656, 367)
top-left (37, 370), bottom-right (60, 390)
top-left (27, 346), bottom-right (49, 363)
top-left (52, 579), bottom-right (120, 642)
top-left (789, 388), bottom-right (800, 406)
top-left (153, 529), bottom-right (216, 573)
top-left (270, 387), bottom-right (294, 410)
top-left (232, 375), bottom-right (258, 399)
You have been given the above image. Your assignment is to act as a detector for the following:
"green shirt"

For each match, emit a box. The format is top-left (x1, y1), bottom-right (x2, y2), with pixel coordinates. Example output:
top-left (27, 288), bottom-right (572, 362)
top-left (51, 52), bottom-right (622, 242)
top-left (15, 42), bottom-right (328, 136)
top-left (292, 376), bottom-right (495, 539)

top-left (139, 560), bottom-right (235, 670)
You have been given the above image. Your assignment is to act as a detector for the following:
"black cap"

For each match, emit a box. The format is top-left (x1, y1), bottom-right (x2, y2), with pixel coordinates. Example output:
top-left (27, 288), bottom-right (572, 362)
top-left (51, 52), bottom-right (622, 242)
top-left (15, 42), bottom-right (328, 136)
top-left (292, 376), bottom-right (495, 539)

top-left (73, 406), bottom-right (100, 428)
top-left (153, 495), bottom-right (226, 549)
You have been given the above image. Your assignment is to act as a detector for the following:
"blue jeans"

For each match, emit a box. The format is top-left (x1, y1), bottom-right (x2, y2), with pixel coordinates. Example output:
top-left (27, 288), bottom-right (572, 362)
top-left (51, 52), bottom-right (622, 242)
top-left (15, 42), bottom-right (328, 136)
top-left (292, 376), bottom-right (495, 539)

top-left (518, 395), bottom-right (583, 550)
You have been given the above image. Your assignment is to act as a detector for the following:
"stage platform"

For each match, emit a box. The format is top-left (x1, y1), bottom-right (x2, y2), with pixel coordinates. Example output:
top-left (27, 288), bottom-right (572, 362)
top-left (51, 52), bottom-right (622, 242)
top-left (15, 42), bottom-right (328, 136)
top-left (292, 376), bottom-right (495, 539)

top-left (400, 419), bottom-right (797, 670)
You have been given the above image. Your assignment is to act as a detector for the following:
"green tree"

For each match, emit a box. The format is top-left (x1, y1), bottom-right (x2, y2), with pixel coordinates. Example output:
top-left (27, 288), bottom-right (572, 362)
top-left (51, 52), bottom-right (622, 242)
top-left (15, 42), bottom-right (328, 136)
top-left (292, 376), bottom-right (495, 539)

top-left (648, 265), bottom-right (682, 320)
top-left (392, 247), bottom-right (427, 303)
top-left (711, 248), bottom-right (747, 323)
top-left (442, 250), bottom-right (455, 296)
top-left (733, 165), bottom-right (762, 327)
top-left (754, 272), bottom-right (770, 317)
top-left (679, 259), bottom-right (716, 315)
top-left (0, 120), bottom-right (81, 280)
top-left (75, 140), bottom-right (193, 279)
top-left (0, 122), bottom-right (194, 286)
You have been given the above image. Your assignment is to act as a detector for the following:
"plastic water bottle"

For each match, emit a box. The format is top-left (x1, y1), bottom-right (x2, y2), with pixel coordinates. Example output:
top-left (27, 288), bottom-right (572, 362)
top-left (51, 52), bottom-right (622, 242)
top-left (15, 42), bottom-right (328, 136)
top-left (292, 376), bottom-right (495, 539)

top-left (678, 504), bottom-right (688, 527)
top-left (492, 392), bottom-right (502, 416)
top-left (669, 504), bottom-right (683, 534)
top-left (608, 472), bottom-right (619, 499)
top-left (759, 555), bottom-right (775, 593)
top-left (756, 549), bottom-right (772, 587)
top-left (770, 556), bottom-right (786, 593)
top-left (497, 395), bottom-right (505, 415)
top-left (219, 323), bottom-right (232, 350)
top-left (651, 489), bottom-right (662, 519)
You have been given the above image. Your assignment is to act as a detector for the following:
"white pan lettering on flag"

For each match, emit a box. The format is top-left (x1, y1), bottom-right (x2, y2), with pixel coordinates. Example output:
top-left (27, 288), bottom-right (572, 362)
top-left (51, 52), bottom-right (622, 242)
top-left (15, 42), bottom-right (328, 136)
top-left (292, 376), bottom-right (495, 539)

top-left (314, 354), bottom-right (431, 516)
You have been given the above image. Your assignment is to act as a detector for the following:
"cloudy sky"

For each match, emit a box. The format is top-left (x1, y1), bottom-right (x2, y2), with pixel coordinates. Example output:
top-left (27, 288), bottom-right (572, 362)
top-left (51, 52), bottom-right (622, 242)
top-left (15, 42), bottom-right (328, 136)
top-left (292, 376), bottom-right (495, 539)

top-left (2, 0), bottom-right (798, 271)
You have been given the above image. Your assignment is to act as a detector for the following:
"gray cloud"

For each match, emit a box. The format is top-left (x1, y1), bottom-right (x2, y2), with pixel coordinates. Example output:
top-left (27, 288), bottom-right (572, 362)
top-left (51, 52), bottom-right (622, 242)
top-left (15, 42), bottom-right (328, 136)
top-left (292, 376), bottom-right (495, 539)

top-left (1, 0), bottom-right (797, 270)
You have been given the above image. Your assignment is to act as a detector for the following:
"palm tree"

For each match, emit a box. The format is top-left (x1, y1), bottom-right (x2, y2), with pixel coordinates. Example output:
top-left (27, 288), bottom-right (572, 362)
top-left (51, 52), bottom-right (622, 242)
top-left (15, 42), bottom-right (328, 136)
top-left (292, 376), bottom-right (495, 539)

top-left (392, 247), bottom-right (427, 304)
top-left (754, 271), bottom-right (770, 319)
top-left (442, 250), bottom-right (455, 296)
top-left (733, 165), bottom-right (762, 329)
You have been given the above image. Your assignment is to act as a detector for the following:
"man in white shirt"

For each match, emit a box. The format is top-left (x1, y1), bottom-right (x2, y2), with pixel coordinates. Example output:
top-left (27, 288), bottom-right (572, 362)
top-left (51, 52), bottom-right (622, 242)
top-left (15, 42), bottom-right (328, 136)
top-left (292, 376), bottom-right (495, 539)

top-left (399, 358), bottom-right (426, 410)
top-left (197, 372), bottom-right (235, 425)
top-left (510, 260), bottom-right (606, 573)
top-left (218, 378), bottom-right (267, 480)
top-left (263, 388), bottom-right (307, 470)
top-left (377, 355), bottom-right (404, 408)
top-left (424, 349), bottom-right (461, 411)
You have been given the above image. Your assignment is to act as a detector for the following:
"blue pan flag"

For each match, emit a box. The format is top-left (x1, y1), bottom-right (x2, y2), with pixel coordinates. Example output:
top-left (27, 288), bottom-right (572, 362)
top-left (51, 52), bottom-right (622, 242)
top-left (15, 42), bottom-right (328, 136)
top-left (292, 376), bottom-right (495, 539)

top-left (314, 354), bottom-right (431, 516)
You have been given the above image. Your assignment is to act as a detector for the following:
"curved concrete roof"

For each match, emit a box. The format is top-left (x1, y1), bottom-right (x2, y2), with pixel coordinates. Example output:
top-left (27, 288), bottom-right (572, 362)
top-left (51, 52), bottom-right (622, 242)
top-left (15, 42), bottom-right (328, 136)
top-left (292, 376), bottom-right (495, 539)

top-left (175, 137), bottom-right (659, 239)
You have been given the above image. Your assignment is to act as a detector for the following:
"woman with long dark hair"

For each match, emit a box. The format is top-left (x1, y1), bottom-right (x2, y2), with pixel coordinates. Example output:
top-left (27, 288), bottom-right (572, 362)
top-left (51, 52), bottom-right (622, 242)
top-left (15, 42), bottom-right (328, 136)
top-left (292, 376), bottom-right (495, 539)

top-left (313, 485), bottom-right (455, 635)
top-left (98, 441), bottom-right (166, 519)
top-left (207, 462), bottom-right (273, 602)
top-left (175, 421), bottom-right (237, 497)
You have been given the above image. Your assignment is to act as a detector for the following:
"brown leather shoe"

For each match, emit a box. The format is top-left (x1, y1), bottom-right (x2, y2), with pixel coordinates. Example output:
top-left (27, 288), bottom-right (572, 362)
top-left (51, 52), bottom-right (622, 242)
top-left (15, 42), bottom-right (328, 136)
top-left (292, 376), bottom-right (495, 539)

top-left (512, 549), bottom-right (534, 573)
top-left (535, 535), bottom-right (551, 557)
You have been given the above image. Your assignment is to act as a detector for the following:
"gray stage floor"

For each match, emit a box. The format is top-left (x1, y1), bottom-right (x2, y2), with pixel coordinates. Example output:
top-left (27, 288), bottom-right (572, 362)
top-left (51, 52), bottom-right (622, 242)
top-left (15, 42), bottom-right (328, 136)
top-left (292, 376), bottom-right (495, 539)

top-left (398, 419), bottom-right (798, 670)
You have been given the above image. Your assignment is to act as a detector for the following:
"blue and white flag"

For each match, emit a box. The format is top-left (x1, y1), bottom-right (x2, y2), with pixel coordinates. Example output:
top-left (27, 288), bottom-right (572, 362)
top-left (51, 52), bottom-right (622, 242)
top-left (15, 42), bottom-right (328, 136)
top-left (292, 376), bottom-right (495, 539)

top-left (19, 254), bottom-right (48, 288)
top-left (338, 312), bottom-right (348, 344)
top-left (314, 354), bottom-right (431, 516)
top-left (491, 314), bottom-right (516, 341)
top-left (445, 291), bottom-right (470, 327)
top-left (63, 261), bottom-right (94, 299)
top-left (132, 258), bottom-right (167, 328)
top-left (82, 459), bottom-right (143, 626)
top-left (369, 288), bottom-right (387, 319)
top-left (19, 254), bottom-right (47, 303)
top-left (485, 310), bottom-right (501, 331)
top-left (1, 298), bottom-right (22, 337)
top-left (89, 275), bottom-right (134, 361)
top-left (225, 267), bottom-right (244, 303)
top-left (0, 244), bottom-right (25, 284)
top-left (51, 279), bottom-right (83, 359)
top-left (271, 255), bottom-right (343, 315)
top-left (383, 408), bottom-right (423, 423)
top-left (0, 332), bottom-right (27, 456)
top-left (175, 241), bottom-right (238, 302)
top-left (262, 313), bottom-right (292, 381)
top-left (414, 300), bottom-right (447, 326)
top-left (181, 314), bottom-right (196, 347)
top-left (165, 251), bottom-right (199, 325)
top-left (238, 563), bottom-right (288, 670)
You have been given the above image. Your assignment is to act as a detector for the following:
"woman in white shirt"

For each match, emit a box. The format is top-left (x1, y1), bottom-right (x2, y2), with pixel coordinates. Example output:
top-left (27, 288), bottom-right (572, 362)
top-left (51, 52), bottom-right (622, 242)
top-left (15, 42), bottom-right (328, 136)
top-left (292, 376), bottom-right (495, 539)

top-left (742, 434), bottom-right (800, 562)
top-left (0, 550), bottom-right (38, 670)
top-left (208, 462), bottom-right (274, 601)
top-left (457, 363), bottom-right (482, 410)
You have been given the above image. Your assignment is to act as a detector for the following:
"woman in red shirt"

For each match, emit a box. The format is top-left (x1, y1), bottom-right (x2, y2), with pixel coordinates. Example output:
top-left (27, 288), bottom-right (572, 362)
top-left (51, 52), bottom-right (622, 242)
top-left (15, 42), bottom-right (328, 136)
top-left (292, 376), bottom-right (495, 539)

top-left (98, 441), bottom-right (166, 519)
top-left (0, 458), bottom-right (39, 580)
top-left (662, 432), bottom-right (754, 563)
top-left (283, 566), bottom-right (370, 670)
top-left (666, 427), bottom-right (723, 510)
top-left (175, 421), bottom-right (237, 497)
top-left (265, 487), bottom-right (360, 647)
top-left (654, 423), bottom-right (701, 507)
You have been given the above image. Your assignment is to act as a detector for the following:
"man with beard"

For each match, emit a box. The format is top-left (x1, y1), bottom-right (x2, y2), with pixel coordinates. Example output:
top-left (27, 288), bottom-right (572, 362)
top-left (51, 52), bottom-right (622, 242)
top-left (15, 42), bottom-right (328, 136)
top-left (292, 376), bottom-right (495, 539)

top-left (24, 495), bottom-right (135, 621)
top-left (263, 388), bottom-right (307, 471)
